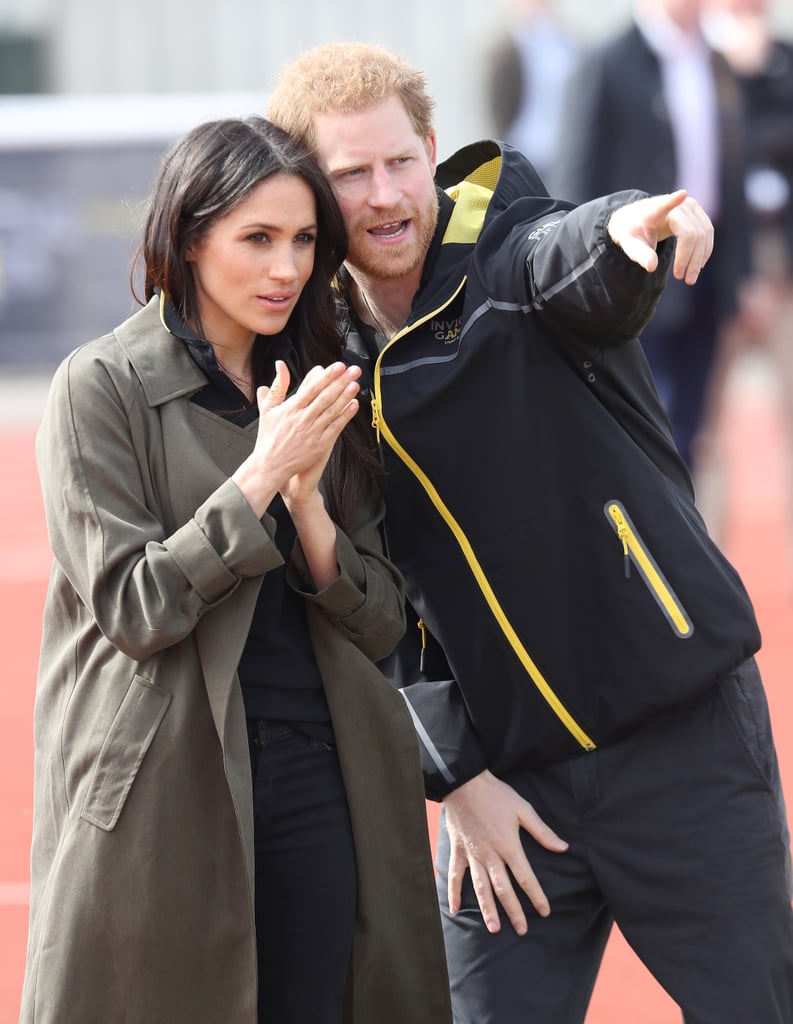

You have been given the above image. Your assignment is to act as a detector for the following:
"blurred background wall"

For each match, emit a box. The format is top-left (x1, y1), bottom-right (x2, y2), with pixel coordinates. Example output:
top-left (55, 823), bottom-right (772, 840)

top-left (0, 0), bottom-right (792, 369)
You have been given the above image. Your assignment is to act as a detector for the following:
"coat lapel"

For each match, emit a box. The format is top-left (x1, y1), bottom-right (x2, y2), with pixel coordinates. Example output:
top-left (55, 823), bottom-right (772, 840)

top-left (115, 299), bottom-right (263, 886)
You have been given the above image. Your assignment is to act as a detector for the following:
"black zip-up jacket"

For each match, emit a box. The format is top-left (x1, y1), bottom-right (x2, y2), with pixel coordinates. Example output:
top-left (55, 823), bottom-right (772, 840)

top-left (344, 140), bottom-right (761, 800)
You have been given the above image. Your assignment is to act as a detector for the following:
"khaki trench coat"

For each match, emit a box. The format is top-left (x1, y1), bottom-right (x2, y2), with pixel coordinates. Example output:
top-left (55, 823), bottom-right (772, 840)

top-left (20, 297), bottom-right (451, 1024)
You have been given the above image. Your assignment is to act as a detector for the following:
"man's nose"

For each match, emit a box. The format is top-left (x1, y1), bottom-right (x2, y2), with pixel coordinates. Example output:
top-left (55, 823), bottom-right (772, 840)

top-left (368, 165), bottom-right (401, 208)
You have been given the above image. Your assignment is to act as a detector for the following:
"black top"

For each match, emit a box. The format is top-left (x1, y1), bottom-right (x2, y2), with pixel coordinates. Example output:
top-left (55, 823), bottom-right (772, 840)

top-left (162, 300), bottom-right (332, 736)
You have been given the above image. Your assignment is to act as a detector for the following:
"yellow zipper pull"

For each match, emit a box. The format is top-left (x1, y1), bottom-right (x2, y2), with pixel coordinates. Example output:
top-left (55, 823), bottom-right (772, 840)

top-left (417, 617), bottom-right (427, 673)
top-left (609, 504), bottom-right (631, 578)
top-left (370, 394), bottom-right (381, 442)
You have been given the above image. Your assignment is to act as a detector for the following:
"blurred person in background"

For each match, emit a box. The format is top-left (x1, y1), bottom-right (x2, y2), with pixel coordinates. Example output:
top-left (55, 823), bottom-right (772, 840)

top-left (697, 0), bottom-right (793, 566)
top-left (20, 115), bottom-right (450, 1024)
top-left (482, 0), bottom-right (579, 194)
top-left (555, 0), bottom-right (751, 476)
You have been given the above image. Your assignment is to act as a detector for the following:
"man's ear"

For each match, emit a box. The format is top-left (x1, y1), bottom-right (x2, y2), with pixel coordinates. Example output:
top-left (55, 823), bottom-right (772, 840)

top-left (425, 132), bottom-right (438, 176)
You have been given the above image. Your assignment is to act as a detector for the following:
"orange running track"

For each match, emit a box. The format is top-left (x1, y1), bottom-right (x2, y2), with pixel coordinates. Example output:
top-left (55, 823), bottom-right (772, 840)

top-left (2, 353), bottom-right (791, 1022)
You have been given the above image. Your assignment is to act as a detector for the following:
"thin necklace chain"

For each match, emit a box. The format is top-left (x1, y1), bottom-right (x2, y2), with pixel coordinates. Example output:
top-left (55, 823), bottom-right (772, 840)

top-left (216, 357), bottom-right (251, 386)
top-left (215, 357), bottom-right (255, 402)
top-left (215, 336), bottom-right (275, 397)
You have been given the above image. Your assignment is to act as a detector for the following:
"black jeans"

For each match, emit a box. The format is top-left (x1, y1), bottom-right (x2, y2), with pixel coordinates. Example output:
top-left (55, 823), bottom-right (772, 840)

top-left (248, 720), bottom-right (357, 1024)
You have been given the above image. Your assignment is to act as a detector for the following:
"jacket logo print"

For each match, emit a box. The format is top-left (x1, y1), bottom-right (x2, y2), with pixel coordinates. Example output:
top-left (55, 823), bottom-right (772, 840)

top-left (527, 220), bottom-right (561, 241)
top-left (431, 318), bottom-right (461, 344)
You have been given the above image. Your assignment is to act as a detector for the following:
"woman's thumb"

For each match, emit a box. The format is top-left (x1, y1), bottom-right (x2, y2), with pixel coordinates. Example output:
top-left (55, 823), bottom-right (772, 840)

top-left (259, 360), bottom-right (290, 411)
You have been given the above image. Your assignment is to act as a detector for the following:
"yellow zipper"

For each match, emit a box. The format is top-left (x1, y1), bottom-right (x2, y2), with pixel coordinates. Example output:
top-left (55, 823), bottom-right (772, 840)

top-left (371, 394), bottom-right (382, 442)
top-left (372, 288), bottom-right (596, 752)
top-left (417, 618), bottom-right (428, 673)
top-left (606, 502), bottom-right (693, 638)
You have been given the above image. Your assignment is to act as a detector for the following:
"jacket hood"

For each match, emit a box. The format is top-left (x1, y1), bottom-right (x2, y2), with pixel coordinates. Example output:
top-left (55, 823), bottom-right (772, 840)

top-left (406, 141), bottom-right (552, 324)
top-left (436, 140), bottom-right (550, 223)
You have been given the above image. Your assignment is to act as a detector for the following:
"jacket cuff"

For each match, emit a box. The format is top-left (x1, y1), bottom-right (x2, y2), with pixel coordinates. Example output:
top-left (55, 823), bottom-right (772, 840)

top-left (164, 478), bottom-right (283, 603)
top-left (399, 679), bottom-right (489, 802)
top-left (286, 526), bottom-right (366, 622)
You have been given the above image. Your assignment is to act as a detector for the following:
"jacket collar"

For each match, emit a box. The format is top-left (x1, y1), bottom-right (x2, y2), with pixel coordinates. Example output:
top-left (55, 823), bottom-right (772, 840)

top-left (406, 141), bottom-right (549, 321)
top-left (417, 139), bottom-right (551, 296)
top-left (113, 293), bottom-right (209, 408)
top-left (436, 139), bottom-right (550, 217)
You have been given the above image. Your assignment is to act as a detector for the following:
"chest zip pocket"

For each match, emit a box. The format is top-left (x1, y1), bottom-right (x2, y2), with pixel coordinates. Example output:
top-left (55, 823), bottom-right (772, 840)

top-left (605, 501), bottom-right (693, 639)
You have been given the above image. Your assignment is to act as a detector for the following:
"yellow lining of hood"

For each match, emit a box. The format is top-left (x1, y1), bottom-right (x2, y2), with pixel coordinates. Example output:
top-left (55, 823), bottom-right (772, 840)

top-left (442, 178), bottom-right (496, 244)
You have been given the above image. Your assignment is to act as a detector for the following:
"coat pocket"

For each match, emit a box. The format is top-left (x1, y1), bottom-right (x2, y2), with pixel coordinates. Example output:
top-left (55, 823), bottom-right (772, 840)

top-left (81, 675), bottom-right (171, 831)
top-left (604, 500), bottom-right (694, 638)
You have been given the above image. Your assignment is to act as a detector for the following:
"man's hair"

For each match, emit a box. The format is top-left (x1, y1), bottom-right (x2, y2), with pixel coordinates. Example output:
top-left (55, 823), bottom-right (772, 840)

top-left (268, 41), bottom-right (436, 156)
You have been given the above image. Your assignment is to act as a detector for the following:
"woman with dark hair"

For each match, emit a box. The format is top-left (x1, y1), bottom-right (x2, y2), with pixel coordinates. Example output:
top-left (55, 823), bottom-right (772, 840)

top-left (20, 116), bottom-right (451, 1024)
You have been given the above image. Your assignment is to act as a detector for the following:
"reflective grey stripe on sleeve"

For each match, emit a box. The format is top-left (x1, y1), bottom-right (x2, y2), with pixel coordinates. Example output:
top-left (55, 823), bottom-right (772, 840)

top-left (399, 689), bottom-right (456, 786)
top-left (529, 244), bottom-right (605, 308)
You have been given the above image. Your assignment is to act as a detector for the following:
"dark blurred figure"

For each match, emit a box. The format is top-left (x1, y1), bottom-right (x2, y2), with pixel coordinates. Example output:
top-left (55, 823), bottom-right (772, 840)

top-left (483, 0), bottom-right (579, 193)
top-left (555, 0), bottom-right (750, 472)
top-left (697, 0), bottom-right (793, 561)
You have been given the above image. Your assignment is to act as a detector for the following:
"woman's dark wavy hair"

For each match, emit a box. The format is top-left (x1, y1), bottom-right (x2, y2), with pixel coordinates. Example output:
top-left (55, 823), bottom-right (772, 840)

top-left (132, 115), bottom-right (381, 527)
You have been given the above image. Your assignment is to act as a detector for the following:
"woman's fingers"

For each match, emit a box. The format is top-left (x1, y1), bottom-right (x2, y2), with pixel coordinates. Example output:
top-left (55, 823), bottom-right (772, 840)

top-left (253, 361), bottom-right (361, 480)
top-left (260, 361), bottom-right (361, 427)
top-left (297, 361), bottom-right (358, 400)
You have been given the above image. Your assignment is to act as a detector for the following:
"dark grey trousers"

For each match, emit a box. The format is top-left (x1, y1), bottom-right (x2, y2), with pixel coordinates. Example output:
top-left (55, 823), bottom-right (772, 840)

top-left (436, 659), bottom-right (793, 1023)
